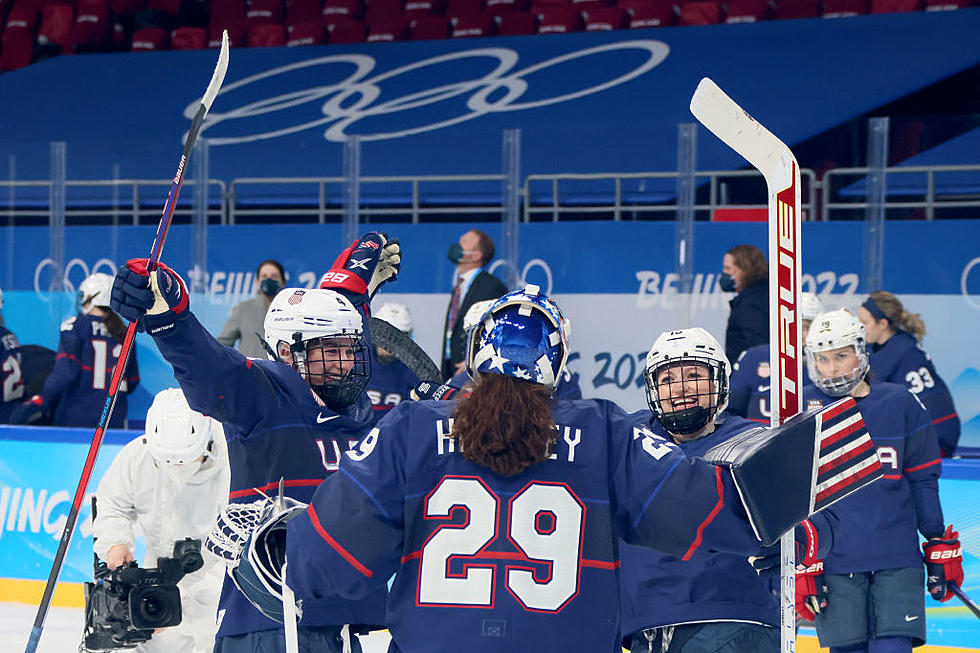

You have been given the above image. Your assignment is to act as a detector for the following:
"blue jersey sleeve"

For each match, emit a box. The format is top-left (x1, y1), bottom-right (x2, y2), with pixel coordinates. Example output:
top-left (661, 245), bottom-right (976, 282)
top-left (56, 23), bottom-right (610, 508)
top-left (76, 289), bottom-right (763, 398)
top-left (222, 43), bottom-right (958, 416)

top-left (40, 322), bottom-right (83, 405)
top-left (901, 391), bottom-right (945, 538)
top-left (728, 349), bottom-right (755, 417)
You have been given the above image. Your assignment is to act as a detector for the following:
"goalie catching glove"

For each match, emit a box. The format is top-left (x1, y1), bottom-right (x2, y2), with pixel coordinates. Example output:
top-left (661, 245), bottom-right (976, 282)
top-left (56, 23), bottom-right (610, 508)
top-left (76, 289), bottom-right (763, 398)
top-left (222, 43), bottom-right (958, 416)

top-left (923, 524), bottom-right (964, 602)
top-left (110, 259), bottom-right (189, 336)
top-left (320, 232), bottom-right (401, 299)
top-left (206, 496), bottom-right (307, 623)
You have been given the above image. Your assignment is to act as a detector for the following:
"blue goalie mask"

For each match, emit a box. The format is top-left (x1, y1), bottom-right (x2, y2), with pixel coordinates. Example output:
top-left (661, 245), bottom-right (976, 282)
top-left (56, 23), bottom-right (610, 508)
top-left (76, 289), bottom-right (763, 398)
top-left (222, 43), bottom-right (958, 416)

top-left (466, 285), bottom-right (569, 389)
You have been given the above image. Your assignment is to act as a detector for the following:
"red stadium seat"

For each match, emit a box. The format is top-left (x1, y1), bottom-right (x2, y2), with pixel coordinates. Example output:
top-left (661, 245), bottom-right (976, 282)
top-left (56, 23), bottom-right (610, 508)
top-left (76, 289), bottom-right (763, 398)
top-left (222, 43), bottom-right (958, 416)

top-left (286, 18), bottom-right (325, 42)
top-left (774, 0), bottom-right (820, 18)
top-left (725, 0), bottom-right (771, 21)
top-left (583, 4), bottom-right (627, 27)
top-left (925, 0), bottom-right (973, 8)
top-left (537, 5), bottom-right (582, 31)
top-left (365, 0), bottom-right (402, 21)
top-left (247, 0), bottom-right (285, 27)
top-left (210, 0), bottom-right (247, 27)
top-left (494, 9), bottom-right (536, 31)
top-left (148, 0), bottom-right (180, 16)
top-left (170, 24), bottom-right (206, 48)
top-left (822, 0), bottom-right (868, 15)
top-left (409, 13), bottom-right (449, 35)
top-left (870, 0), bottom-right (922, 11)
top-left (572, 0), bottom-right (613, 11)
top-left (483, 0), bottom-right (528, 15)
top-left (208, 21), bottom-right (246, 46)
top-left (247, 20), bottom-right (286, 44)
top-left (530, 0), bottom-right (569, 8)
top-left (366, 15), bottom-right (407, 38)
top-left (450, 11), bottom-right (494, 34)
top-left (325, 15), bottom-right (366, 39)
top-left (130, 25), bottom-right (168, 49)
top-left (72, 0), bottom-right (111, 49)
top-left (110, 0), bottom-right (148, 16)
top-left (403, 0), bottom-right (445, 17)
top-left (625, 0), bottom-right (675, 26)
top-left (6, 4), bottom-right (40, 32)
top-left (0, 27), bottom-right (34, 68)
top-left (37, 3), bottom-right (74, 49)
top-left (448, 0), bottom-right (482, 13)
top-left (322, 0), bottom-right (364, 18)
top-left (286, 0), bottom-right (322, 22)
top-left (679, 0), bottom-right (723, 23)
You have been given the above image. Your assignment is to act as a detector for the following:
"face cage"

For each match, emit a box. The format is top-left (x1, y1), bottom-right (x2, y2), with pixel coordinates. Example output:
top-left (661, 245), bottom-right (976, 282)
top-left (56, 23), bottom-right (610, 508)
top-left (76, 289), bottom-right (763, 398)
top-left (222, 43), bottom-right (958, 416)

top-left (806, 347), bottom-right (869, 397)
top-left (644, 357), bottom-right (728, 437)
top-left (289, 334), bottom-right (370, 410)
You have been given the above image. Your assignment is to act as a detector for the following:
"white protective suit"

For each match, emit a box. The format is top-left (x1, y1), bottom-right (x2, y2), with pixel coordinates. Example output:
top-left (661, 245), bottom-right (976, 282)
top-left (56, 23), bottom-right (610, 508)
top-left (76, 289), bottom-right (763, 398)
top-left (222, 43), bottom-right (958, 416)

top-left (93, 429), bottom-right (230, 653)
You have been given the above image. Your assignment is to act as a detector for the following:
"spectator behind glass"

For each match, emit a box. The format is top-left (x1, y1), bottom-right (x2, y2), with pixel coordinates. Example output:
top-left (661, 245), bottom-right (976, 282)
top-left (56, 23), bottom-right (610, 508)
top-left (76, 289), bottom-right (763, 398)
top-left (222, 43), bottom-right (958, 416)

top-left (441, 229), bottom-right (508, 379)
top-left (858, 290), bottom-right (961, 456)
top-left (217, 259), bottom-right (285, 359)
top-left (721, 244), bottom-right (769, 364)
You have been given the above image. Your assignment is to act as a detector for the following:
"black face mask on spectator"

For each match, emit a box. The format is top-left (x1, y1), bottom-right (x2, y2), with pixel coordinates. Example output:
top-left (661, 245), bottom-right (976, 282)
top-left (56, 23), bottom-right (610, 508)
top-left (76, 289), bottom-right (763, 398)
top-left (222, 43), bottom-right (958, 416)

top-left (719, 273), bottom-right (736, 292)
top-left (260, 278), bottom-right (281, 297)
top-left (447, 243), bottom-right (464, 264)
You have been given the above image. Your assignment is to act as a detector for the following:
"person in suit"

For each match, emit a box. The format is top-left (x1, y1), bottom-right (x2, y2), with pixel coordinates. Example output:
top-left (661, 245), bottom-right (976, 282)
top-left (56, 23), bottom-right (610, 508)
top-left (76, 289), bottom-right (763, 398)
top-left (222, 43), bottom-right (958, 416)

top-left (440, 229), bottom-right (508, 379)
top-left (721, 244), bottom-right (769, 364)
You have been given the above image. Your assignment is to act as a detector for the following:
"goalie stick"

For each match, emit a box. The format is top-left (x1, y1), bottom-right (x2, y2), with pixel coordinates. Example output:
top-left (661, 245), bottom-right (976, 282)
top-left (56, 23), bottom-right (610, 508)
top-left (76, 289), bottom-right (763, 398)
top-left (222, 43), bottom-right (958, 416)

top-left (23, 33), bottom-right (230, 653)
top-left (370, 316), bottom-right (442, 382)
top-left (690, 77), bottom-right (804, 653)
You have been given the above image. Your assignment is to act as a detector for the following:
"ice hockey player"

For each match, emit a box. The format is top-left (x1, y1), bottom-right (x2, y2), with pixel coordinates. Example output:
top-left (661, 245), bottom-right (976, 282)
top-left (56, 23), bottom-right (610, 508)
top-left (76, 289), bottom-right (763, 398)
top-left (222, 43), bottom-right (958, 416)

top-left (93, 387), bottom-right (229, 653)
top-left (365, 302), bottom-right (420, 424)
top-left (0, 283), bottom-right (25, 423)
top-left (858, 291), bottom-right (960, 456)
top-left (800, 308), bottom-right (963, 653)
top-left (109, 232), bottom-right (400, 653)
top-left (728, 291), bottom-right (823, 422)
top-left (213, 286), bottom-right (874, 653)
top-left (619, 327), bottom-right (834, 653)
top-left (11, 272), bottom-right (139, 427)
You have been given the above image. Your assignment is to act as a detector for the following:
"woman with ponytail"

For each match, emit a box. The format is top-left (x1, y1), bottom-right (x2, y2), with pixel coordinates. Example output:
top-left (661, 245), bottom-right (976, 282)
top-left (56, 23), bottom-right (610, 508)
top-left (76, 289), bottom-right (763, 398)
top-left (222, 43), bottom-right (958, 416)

top-left (858, 291), bottom-right (960, 455)
top-left (10, 272), bottom-right (139, 427)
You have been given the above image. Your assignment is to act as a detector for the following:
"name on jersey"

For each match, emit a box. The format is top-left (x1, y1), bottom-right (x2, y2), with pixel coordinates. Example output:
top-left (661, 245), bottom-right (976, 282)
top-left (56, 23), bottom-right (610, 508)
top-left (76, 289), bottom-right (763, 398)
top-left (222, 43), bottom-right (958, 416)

top-left (435, 418), bottom-right (583, 463)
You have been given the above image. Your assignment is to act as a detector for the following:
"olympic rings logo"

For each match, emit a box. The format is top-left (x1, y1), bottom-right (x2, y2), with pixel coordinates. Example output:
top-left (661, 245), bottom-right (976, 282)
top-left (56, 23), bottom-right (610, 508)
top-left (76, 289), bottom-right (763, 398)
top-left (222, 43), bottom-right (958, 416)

top-left (33, 258), bottom-right (117, 298)
top-left (186, 41), bottom-right (670, 145)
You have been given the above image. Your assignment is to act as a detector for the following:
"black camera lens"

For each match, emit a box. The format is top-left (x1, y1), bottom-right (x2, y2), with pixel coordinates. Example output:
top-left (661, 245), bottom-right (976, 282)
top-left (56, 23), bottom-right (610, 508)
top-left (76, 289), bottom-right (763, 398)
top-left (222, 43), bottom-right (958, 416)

top-left (129, 585), bottom-right (181, 630)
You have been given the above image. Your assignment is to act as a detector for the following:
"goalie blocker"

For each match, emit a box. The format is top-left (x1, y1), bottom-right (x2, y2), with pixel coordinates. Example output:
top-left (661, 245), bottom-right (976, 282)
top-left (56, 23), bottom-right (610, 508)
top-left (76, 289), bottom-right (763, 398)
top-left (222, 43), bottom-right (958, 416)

top-left (705, 396), bottom-right (882, 545)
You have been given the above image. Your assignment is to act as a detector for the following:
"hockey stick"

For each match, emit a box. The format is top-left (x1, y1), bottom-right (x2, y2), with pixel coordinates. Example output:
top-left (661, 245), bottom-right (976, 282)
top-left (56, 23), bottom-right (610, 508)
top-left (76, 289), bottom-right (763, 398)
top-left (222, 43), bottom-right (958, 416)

top-left (24, 34), bottom-right (230, 653)
top-left (370, 316), bottom-right (442, 381)
top-left (951, 585), bottom-right (980, 620)
top-left (691, 78), bottom-right (803, 653)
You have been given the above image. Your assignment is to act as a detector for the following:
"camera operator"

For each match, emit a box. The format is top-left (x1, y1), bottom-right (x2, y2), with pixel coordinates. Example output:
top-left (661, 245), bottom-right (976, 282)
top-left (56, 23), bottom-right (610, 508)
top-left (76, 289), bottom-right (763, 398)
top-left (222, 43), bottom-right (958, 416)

top-left (93, 387), bottom-right (230, 653)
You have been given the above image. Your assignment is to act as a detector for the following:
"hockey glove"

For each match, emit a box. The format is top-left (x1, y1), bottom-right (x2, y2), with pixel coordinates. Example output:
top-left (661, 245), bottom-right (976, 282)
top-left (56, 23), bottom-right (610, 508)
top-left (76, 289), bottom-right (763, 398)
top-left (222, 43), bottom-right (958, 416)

top-left (410, 381), bottom-right (467, 402)
top-left (9, 394), bottom-right (48, 425)
top-left (111, 259), bottom-right (189, 336)
top-left (795, 560), bottom-right (829, 621)
top-left (319, 232), bottom-right (401, 299)
top-left (749, 518), bottom-right (822, 580)
top-left (923, 524), bottom-right (964, 602)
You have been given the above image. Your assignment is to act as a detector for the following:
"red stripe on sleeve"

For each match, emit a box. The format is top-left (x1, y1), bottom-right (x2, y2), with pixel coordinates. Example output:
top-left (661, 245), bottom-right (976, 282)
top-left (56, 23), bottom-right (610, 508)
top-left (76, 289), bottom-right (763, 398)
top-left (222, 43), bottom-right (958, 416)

top-left (307, 504), bottom-right (373, 578)
top-left (228, 478), bottom-right (323, 499)
top-left (904, 458), bottom-right (941, 474)
top-left (682, 466), bottom-right (725, 561)
top-left (932, 413), bottom-right (958, 425)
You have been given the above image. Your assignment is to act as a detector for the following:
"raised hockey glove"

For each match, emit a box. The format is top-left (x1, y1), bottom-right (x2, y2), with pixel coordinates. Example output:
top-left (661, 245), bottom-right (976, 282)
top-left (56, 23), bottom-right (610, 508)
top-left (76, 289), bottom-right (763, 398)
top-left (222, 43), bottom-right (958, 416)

top-left (9, 394), bottom-right (48, 425)
top-left (319, 232), bottom-right (401, 299)
top-left (410, 381), bottom-right (467, 402)
top-left (111, 259), bottom-right (189, 336)
top-left (923, 525), bottom-right (964, 602)
top-left (795, 560), bottom-right (829, 621)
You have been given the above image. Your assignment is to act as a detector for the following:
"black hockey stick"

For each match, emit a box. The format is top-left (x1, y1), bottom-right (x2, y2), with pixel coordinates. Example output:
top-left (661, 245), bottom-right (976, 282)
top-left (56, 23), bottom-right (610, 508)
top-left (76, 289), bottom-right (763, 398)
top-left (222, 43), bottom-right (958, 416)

top-left (23, 34), bottom-right (230, 653)
top-left (370, 317), bottom-right (441, 382)
top-left (951, 585), bottom-right (980, 620)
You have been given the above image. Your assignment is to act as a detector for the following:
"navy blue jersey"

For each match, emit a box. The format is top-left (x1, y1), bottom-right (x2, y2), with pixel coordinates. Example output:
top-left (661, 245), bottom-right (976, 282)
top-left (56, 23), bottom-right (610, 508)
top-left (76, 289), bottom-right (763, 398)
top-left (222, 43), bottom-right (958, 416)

top-left (0, 327), bottom-right (24, 422)
top-left (285, 398), bottom-right (765, 653)
top-left (150, 309), bottom-right (386, 638)
top-left (728, 344), bottom-right (813, 424)
top-left (366, 350), bottom-right (420, 425)
top-left (618, 411), bottom-right (779, 635)
top-left (450, 367), bottom-right (583, 400)
top-left (803, 381), bottom-right (944, 573)
top-left (39, 314), bottom-right (139, 427)
top-left (869, 331), bottom-right (960, 455)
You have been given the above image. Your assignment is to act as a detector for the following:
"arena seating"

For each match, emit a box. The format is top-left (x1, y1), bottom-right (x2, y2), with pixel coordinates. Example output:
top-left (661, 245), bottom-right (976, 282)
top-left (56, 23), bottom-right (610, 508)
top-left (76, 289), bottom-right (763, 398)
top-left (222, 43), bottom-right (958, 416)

top-left (0, 0), bottom-right (974, 71)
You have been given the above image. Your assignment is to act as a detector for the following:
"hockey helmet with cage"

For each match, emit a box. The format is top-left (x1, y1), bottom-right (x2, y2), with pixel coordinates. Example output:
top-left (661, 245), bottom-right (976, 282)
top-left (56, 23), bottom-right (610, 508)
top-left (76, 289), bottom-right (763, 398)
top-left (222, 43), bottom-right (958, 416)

top-left (145, 388), bottom-right (218, 466)
top-left (644, 328), bottom-right (730, 438)
top-left (466, 285), bottom-right (569, 390)
top-left (805, 308), bottom-right (869, 397)
top-left (800, 292), bottom-right (824, 322)
top-left (77, 272), bottom-right (114, 313)
top-left (263, 288), bottom-right (370, 409)
top-left (373, 302), bottom-right (413, 335)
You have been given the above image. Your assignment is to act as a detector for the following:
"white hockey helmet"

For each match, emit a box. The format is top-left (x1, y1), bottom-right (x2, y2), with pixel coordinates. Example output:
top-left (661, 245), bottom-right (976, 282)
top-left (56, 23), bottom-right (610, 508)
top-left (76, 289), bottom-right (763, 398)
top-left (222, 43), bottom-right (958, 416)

top-left (644, 327), bottom-right (730, 438)
top-left (805, 309), bottom-right (869, 397)
top-left (462, 299), bottom-right (495, 333)
top-left (373, 302), bottom-right (413, 335)
top-left (800, 292), bottom-right (824, 322)
top-left (78, 273), bottom-right (114, 312)
top-left (263, 288), bottom-right (370, 409)
top-left (145, 388), bottom-right (217, 466)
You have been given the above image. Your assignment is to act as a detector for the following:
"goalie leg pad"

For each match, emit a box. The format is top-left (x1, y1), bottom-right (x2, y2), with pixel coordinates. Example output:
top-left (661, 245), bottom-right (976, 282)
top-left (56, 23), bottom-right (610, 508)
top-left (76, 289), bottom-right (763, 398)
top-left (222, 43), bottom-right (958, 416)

top-left (703, 397), bottom-right (882, 545)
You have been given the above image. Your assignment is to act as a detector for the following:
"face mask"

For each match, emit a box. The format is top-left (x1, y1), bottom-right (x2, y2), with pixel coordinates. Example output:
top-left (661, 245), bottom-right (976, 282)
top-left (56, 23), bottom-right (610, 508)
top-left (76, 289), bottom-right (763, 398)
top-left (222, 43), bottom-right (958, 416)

top-left (447, 243), bottom-right (464, 264)
top-left (719, 273), bottom-right (736, 293)
top-left (260, 278), bottom-right (281, 297)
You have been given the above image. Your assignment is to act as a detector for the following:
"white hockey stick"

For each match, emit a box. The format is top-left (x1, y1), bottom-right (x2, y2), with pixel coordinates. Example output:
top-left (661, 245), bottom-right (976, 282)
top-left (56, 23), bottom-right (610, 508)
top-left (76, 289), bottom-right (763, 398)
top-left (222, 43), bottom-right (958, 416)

top-left (691, 78), bottom-right (804, 653)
